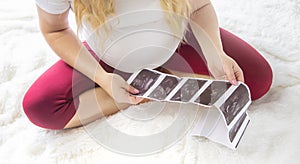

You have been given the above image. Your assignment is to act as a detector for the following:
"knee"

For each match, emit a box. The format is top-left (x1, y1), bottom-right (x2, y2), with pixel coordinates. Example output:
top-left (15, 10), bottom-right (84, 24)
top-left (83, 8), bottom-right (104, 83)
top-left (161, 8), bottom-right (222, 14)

top-left (22, 87), bottom-right (49, 129)
top-left (246, 59), bottom-right (273, 100)
top-left (22, 87), bottom-right (70, 130)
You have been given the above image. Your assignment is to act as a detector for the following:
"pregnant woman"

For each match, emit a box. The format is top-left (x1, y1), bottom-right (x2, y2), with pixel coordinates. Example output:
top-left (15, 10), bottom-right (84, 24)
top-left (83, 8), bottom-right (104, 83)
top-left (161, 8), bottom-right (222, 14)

top-left (22, 0), bottom-right (273, 130)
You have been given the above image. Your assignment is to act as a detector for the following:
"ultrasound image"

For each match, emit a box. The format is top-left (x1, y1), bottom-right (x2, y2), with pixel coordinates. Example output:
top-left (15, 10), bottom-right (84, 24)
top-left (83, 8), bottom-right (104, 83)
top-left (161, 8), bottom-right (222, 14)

top-left (170, 79), bottom-right (207, 102)
top-left (220, 84), bottom-right (250, 125)
top-left (148, 75), bottom-right (180, 100)
top-left (229, 112), bottom-right (247, 142)
top-left (194, 81), bottom-right (231, 106)
top-left (130, 69), bottom-right (161, 96)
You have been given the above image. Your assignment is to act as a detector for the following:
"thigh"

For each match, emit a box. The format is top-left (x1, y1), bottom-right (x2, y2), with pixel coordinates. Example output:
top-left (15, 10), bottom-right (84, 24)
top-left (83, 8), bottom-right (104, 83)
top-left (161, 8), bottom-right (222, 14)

top-left (162, 28), bottom-right (273, 100)
top-left (23, 42), bottom-right (133, 130)
top-left (161, 27), bottom-right (209, 75)
top-left (166, 46), bottom-right (209, 75)
top-left (220, 28), bottom-right (273, 100)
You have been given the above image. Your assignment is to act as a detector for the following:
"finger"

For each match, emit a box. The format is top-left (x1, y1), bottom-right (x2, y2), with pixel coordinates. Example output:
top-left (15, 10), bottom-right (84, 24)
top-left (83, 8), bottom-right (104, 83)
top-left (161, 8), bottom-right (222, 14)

top-left (128, 96), bottom-right (144, 104)
top-left (235, 67), bottom-right (244, 82)
top-left (114, 91), bottom-right (139, 104)
top-left (123, 83), bottom-right (139, 94)
top-left (224, 67), bottom-right (238, 86)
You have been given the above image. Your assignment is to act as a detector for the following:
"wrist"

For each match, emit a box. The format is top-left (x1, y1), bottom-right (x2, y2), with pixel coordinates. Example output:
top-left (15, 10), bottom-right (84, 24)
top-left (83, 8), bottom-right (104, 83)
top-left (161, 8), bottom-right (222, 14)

top-left (94, 66), bottom-right (109, 86)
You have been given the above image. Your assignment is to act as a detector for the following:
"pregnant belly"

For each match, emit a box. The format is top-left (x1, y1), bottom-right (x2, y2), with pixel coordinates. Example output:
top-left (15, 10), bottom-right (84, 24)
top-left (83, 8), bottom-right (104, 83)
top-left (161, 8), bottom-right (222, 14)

top-left (100, 29), bottom-right (182, 73)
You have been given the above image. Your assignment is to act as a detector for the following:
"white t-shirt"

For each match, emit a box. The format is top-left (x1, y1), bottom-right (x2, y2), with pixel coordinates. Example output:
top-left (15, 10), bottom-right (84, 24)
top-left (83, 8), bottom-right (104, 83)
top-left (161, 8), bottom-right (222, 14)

top-left (36, 0), bottom-right (185, 73)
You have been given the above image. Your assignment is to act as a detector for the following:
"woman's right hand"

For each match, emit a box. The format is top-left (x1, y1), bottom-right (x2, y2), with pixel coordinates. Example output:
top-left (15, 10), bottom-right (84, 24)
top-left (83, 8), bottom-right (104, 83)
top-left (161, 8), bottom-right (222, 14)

top-left (101, 73), bottom-right (144, 104)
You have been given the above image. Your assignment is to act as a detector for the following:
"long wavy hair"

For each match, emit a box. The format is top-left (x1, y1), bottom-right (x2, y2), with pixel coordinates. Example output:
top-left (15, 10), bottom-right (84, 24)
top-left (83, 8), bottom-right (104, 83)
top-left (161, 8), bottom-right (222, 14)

top-left (74, 0), bottom-right (191, 37)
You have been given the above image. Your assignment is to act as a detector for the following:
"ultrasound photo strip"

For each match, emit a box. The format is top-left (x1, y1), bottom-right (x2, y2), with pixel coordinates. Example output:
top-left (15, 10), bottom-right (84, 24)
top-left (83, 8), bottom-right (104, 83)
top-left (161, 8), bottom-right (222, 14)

top-left (128, 69), bottom-right (252, 149)
top-left (231, 115), bottom-right (250, 148)
top-left (213, 83), bottom-right (251, 128)
top-left (127, 68), bottom-right (236, 107)
top-left (191, 103), bottom-right (251, 149)
top-left (148, 74), bottom-right (181, 100)
top-left (191, 81), bottom-right (232, 107)
top-left (127, 69), bottom-right (162, 97)
top-left (229, 112), bottom-right (248, 142)
top-left (191, 82), bottom-right (252, 149)
top-left (168, 78), bottom-right (210, 104)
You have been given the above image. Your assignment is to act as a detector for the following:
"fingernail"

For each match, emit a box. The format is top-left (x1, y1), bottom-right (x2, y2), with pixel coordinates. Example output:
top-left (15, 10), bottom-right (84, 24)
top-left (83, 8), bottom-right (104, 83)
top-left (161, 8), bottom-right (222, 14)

top-left (232, 80), bottom-right (238, 85)
top-left (134, 89), bottom-right (139, 93)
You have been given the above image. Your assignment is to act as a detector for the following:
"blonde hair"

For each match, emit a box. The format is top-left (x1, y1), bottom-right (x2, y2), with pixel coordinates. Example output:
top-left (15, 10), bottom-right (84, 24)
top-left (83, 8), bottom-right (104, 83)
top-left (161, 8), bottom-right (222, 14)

top-left (74, 0), bottom-right (191, 37)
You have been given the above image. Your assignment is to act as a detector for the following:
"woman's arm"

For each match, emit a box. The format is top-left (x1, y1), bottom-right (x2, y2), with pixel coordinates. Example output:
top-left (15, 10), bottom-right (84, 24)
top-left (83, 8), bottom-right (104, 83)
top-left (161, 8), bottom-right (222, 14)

top-left (189, 0), bottom-right (244, 84)
top-left (36, 6), bottom-right (142, 104)
top-left (37, 6), bottom-right (107, 84)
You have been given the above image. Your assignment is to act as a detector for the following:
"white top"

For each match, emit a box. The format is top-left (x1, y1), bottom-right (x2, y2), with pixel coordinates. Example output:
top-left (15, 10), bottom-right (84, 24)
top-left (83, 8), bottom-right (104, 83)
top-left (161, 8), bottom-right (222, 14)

top-left (36, 0), bottom-right (185, 73)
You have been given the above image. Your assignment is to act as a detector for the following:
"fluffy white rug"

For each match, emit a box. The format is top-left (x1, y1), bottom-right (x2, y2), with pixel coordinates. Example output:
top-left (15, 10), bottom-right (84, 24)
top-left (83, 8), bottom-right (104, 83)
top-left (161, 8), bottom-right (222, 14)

top-left (1, 0), bottom-right (300, 163)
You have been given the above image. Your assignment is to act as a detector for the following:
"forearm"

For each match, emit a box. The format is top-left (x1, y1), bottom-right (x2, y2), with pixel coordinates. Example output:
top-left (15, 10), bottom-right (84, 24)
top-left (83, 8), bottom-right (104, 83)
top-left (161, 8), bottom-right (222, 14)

top-left (42, 28), bottom-right (108, 85)
top-left (188, 1), bottom-right (244, 82)
top-left (36, 6), bottom-right (142, 104)
top-left (189, 1), bottom-right (225, 78)
top-left (190, 2), bottom-right (223, 54)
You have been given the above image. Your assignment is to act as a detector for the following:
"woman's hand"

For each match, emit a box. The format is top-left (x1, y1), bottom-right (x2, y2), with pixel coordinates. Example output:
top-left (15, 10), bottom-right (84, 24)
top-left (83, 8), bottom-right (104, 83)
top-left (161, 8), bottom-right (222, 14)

top-left (219, 52), bottom-right (244, 85)
top-left (207, 52), bottom-right (244, 85)
top-left (189, 1), bottom-right (244, 85)
top-left (100, 73), bottom-right (145, 104)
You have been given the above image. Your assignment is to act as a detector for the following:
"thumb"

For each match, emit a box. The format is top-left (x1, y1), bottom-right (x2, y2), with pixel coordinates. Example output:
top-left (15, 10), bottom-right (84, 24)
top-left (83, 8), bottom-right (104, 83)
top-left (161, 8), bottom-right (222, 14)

top-left (128, 96), bottom-right (144, 104)
top-left (124, 83), bottom-right (140, 94)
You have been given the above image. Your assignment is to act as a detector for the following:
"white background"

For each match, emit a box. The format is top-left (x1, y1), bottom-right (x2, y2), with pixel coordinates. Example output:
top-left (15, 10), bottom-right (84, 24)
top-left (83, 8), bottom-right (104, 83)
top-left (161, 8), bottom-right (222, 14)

top-left (0, 0), bottom-right (299, 163)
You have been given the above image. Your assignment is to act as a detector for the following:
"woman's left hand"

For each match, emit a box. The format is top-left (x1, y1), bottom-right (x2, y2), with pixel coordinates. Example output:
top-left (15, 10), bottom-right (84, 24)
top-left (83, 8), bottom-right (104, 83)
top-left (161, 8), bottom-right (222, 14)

top-left (219, 52), bottom-right (244, 85)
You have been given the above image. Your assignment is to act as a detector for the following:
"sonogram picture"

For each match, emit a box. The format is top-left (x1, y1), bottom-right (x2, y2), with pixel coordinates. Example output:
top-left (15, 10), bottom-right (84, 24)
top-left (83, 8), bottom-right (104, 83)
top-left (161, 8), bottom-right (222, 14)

top-left (127, 68), bottom-right (252, 149)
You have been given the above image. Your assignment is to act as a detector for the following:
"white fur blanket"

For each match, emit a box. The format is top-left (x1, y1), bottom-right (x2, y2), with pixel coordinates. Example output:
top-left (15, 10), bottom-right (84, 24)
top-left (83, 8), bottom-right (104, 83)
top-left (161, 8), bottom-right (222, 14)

top-left (0, 0), bottom-right (299, 163)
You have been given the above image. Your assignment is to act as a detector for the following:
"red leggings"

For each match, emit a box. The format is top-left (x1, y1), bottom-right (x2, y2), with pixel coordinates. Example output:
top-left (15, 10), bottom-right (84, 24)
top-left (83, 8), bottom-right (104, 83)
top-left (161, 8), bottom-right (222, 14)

top-left (22, 28), bottom-right (273, 130)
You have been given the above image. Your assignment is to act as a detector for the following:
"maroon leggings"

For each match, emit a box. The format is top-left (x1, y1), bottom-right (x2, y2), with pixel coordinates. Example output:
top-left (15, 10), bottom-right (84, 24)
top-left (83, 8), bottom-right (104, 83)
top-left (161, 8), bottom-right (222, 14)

top-left (22, 28), bottom-right (273, 130)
